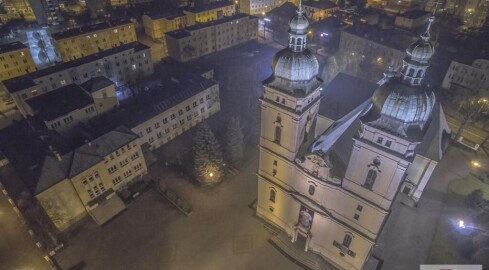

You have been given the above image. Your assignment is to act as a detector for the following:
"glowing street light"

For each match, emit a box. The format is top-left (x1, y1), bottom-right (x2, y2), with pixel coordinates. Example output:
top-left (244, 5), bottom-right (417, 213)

top-left (264, 18), bottom-right (271, 22)
top-left (472, 160), bottom-right (481, 168)
top-left (209, 172), bottom-right (214, 177)
top-left (458, 219), bottom-right (466, 228)
top-left (320, 32), bottom-right (329, 37)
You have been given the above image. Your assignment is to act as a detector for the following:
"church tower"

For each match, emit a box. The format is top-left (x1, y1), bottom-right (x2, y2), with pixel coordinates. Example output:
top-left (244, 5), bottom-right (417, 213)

top-left (258, 3), bottom-right (323, 162)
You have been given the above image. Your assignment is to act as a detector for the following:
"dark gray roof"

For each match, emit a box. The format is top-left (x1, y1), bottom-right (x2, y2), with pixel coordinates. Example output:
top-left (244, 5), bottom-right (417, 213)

top-left (318, 73), bottom-right (378, 121)
top-left (268, 2), bottom-right (297, 19)
top-left (343, 24), bottom-right (417, 52)
top-left (26, 84), bottom-right (94, 121)
top-left (35, 126), bottom-right (138, 194)
top-left (397, 10), bottom-right (430, 19)
top-left (183, 1), bottom-right (234, 13)
top-left (52, 19), bottom-right (132, 40)
top-left (0, 41), bottom-right (27, 54)
top-left (303, 0), bottom-right (338, 10)
top-left (414, 104), bottom-right (451, 161)
top-left (80, 76), bottom-right (114, 93)
top-left (3, 42), bottom-right (149, 93)
top-left (166, 14), bottom-right (256, 39)
top-left (145, 9), bottom-right (186, 20)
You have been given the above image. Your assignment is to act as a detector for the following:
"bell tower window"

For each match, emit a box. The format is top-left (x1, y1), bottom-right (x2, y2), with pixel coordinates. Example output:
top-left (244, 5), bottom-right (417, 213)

top-left (364, 169), bottom-right (377, 190)
top-left (342, 234), bottom-right (352, 248)
top-left (274, 126), bottom-right (281, 144)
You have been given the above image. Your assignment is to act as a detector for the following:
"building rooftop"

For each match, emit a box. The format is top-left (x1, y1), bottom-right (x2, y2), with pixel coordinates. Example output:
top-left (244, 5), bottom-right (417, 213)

top-left (52, 19), bottom-right (133, 40)
top-left (35, 126), bottom-right (138, 194)
top-left (2, 42), bottom-right (149, 93)
top-left (26, 84), bottom-right (94, 121)
top-left (396, 10), bottom-right (430, 19)
top-left (0, 41), bottom-right (27, 54)
top-left (166, 14), bottom-right (255, 39)
top-left (343, 24), bottom-right (416, 52)
top-left (145, 9), bottom-right (186, 20)
top-left (303, 0), bottom-right (338, 10)
top-left (91, 73), bottom-right (217, 132)
top-left (318, 73), bottom-right (378, 121)
top-left (81, 76), bottom-right (114, 93)
top-left (268, 2), bottom-right (297, 19)
top-left (183, 1), bottom-right (234, 13)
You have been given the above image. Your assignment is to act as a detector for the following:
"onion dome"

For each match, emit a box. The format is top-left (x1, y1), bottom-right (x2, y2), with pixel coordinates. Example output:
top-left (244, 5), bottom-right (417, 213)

top-left (289, 7), bottom-right (309, 35)
top-left (405, 16), bottom-right (435, 64)
top-left (272, 48), bottom-right (319, 82)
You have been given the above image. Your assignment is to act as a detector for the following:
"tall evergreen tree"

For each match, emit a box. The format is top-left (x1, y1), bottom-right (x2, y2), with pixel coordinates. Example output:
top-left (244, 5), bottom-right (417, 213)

top-left (193, 121), bottom-right (224, 184)
top-left (226, 117), bottom-right (245, 166)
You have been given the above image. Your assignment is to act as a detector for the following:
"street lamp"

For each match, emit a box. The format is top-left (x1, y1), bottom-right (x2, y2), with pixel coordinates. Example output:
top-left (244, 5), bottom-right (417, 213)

top-left (209, 172), bottom-right (214, 177)
top-left (471, 160), bottom-right (481, 168)
top-left (458, 219), bottom-right (466, 229)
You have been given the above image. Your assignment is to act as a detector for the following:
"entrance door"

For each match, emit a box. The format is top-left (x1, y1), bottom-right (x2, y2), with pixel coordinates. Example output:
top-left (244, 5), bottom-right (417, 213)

top-left (402, 186), bottom-right (411, 195)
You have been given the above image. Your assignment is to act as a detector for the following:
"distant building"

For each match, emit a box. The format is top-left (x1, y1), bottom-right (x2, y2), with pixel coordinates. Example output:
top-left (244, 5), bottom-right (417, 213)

top-left (240, 0), bottom-right (283, 15)
top-left (91, 65), bottom-right (221, 151)
top-left (394, 10), bottom-right (430, 29)
top-left (0, 41), bottom-right (37, 82)
top-left (183, 1), bottom-right (236, 24)
top-left (52, 19), bottom-right (137, 62)
top-left (266, 2), bottom-right (298, 45)
top-left (2, 0), bottom-right (37, 22)
top-left (34, 126), bottom-right (147, 230)
top-left (442, 59), bottom-right (489, 95)
top-left (108, 0), bottom-right (128, 7)
top-left (1, 42), bottom-right (153, 117)
top-left (24, 77), bottom-right (119, 134)
top-left (142, 10), bottom-right (190, 40)
top-left (302, 0), bottom-right (338, 22)
top-left (166, 14), bottom-right (258, 62)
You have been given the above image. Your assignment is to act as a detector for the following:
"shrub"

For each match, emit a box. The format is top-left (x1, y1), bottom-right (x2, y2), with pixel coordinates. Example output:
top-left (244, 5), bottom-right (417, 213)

top-left (465, 189), bottom-right (484, 209)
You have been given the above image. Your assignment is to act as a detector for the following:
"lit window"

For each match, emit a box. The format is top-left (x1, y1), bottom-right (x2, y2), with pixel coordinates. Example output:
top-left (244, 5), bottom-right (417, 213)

top-left (132, 64), bottom-right (136, 70)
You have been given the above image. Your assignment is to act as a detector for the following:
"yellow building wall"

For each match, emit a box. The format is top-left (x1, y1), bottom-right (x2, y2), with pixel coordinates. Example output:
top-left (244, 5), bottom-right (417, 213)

top-left (0, 48), bottom-right (36, 81)
top-left (36, 179), bottom-right (87, 231)
top-left (142, 14), bottom-right (192, 40)
top-left (184, 4), bottom-right (235, 24)
top-left (55, 22), bottom-right (137, 62)
top-left (109, 0), bottom-right (128, 6)
top-left (3, 0), bottom-right (37, 22)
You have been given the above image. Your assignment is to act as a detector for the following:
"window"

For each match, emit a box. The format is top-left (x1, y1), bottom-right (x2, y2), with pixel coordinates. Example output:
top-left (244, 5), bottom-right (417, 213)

top-left (163, 118), bottom-right (168, 124)
top-left (269, 189), bottom-right (276, 203)
top-left (273, 160), bottom-right (277, 166)
top-left (108, 165), bottom-right (117, 174)
top-left (178, 109), bottom-right (183, 116)
top-left (276, 96), bottom-right (280, 102)
top-left (308, 185), bottom-right (315, 195)
top-left (186, 105), bottom-right (190, 111)
top-left (376, 137), bottom-right (383, 144)
top-left (342, 235), bottom-right (352, 248)
top-left (364, 169), bottom-right (377, 190)
top-left (155, 122), bottom-right (160, 129)
top-left (180, 119), bottom-right (185, 125)
top-left (120, 159), bottom-right (129, 167)
top-left (353, 214), bottom-right (360, 220)
top-left (165, 128), bottom-right (170, 134)
top-left (149, 137), bottom-right (154, 143)
top-left (171, 114), bottom-right (176, 120)
top-left (157, 132), bottom-right (162, 138)
top-left (193, 101), bottom-right (198, 107)
top-left (200, 98), bottom-right (204, 104)
top-left (274, 126), bottom-right (281, 144)
top-left (131, 152), bottom-right (139, 160)
top-left (385, 140), bottom-right (392, 148)
top-left (134, 163), bottom-right (143, 171)
top-left (356, 205), bottom-right (363, 212)
top-left (146, 127), bottom-right (152, 133)
top-left (272, 168), bottom-right (277, 176)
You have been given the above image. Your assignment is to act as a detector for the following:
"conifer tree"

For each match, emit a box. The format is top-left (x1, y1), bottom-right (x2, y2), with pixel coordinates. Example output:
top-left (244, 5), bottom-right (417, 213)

top-left (193, 121), bottom-right (224, 184)
top-left (226, 117), bottom-right (245, 166)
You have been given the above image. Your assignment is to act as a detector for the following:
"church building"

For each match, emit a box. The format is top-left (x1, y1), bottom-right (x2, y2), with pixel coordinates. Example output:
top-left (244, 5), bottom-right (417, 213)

top-left (256, 5), bottom-right (450, 270)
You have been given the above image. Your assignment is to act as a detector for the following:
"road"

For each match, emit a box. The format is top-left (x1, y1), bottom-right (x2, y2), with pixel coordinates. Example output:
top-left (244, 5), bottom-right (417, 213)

top-left (0, 189), bottom-right (49, 270)
top-left (445, 114), bottom-right (489, 145)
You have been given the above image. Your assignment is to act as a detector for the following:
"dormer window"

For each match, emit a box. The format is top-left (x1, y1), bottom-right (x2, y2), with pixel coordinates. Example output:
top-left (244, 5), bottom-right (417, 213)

top-left (376, 137), bottom-right (383, 144)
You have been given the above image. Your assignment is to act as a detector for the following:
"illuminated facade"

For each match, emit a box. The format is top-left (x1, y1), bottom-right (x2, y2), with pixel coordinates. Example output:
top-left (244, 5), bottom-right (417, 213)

top-left (52, 19), bottom-right (137, 62)
top-left (2, 0), bottom-right (37, 22)
top-left (166, 14), bottom-right (258, 62)
top-left (256, 6), bottom-right (449, 270)
top-left (142, 11), bottom-right (190, 40)
top-left (108, 0), bottom-right (128, 7)
top-left (302, 0), bottom-right (338, 22)
top-left (0, 41), bottom-right (36, 82)
top-left (240, 0), bottom-right (284, 15)
top-left (183, 1), bottom-right (236, 24)
top-left (1, 42), bottom-right (153, 117)
top-left (442, 59), bottom-right (489, 95)
top-left (35, 126), bottom-right (147, 230)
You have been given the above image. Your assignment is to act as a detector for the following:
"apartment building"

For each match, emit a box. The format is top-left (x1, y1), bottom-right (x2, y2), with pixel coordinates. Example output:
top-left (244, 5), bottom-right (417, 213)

top-left (302, 0), bottom-right (338, 22)
top-left (2, 0), bottom-right (37, 22)
top-left (91, 68), bottom-right (220, 151)
top-left (24, 77), bottom-right (118, 134)
top-left (34, 126), bottom-right (147, 230)
top-left (240, 0), bottom-right (283, 15)
top-left (0, 41), bottom-right (37, 82)
top-left (166, 14), bottom-right (258, 62)
top-left (142, 10), bottom-right (190, 40)
top-left (394, 10), bottom-right (430, 29)
top-left (1, 42), bottom-right (153, 116)
top-left (183, 1), bottom-right (236, 24)
top-left (442, 59), bottom-right (489, 94)
top-left (52, 19), bottom-right (137, 62)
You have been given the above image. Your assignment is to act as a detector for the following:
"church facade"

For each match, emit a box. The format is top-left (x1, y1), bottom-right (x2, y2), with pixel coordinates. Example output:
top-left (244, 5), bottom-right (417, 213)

top-left (256, 5), bottom-right (450, 270)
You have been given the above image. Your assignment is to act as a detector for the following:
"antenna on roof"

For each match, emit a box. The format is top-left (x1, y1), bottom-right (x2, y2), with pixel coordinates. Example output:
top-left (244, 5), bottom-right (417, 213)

top-left (298, 0), bottom-right (303, 14)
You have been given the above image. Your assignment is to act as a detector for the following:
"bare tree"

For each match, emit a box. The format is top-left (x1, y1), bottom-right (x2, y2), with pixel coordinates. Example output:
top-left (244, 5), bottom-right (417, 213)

top-left (452, 88), bottom-right (489, 141)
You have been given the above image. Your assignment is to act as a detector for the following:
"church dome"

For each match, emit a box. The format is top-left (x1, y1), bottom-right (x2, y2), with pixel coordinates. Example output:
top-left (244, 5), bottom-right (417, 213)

top-left (272, 48), bottom-right (319, 82)
top-left (289, 12), bottom-right (309, 34)
top-left (371, 77), bottom-right (435, 125)
top-left (406, 38), bottom-right (434, 64)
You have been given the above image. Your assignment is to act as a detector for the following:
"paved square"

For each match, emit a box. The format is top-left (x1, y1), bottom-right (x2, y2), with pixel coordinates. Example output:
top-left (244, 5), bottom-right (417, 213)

top-left (233, 235), bottom-right (254, 254)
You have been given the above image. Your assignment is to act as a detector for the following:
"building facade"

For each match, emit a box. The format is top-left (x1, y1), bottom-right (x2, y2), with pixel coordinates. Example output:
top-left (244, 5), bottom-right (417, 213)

top-left (240, 0), bottom-right (283, 15)
top-left (52, 19), bottom-right (137, 62)
top-left (166, 14), bottom-right (258, 62)
top-left (142, 10), bottom-right (190, 40)
top-left (0, 41), bottom-right (36, 82)
top-left (2, 0), bottom-right (37, 22)
top-left (302, 0), bottom-right (338, 22)
top-left (183, 1), bottom-right (236, 24)
top-left (1, 42), bottom-right (153, 117)
top-left (442, 59), bottom-right (489, 95)
top-left (394, 10), bottom-right (430, 29)
top-left (35, 126), bottom-right (147, 230)
top-left (256, 6), bottom-right (449, 270)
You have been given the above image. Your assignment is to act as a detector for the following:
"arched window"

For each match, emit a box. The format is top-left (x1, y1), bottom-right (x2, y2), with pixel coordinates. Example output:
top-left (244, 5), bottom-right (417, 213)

top-left (342, 234), bottom-right (352, 248)
top-left (416, 69), bottom-right (423, 77)
top-left (274, 126), bottom-right (281, 144)
top-left (269, 189), bottom-right (276, 203)
top-left (364, 169), bottom-right (377, 190)
top-left (296, 38), bottom-right (302, 45)
top-left (408, 68), bottom-right (414, 76)
top-left (308, 185), bottom-right (315, 195)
